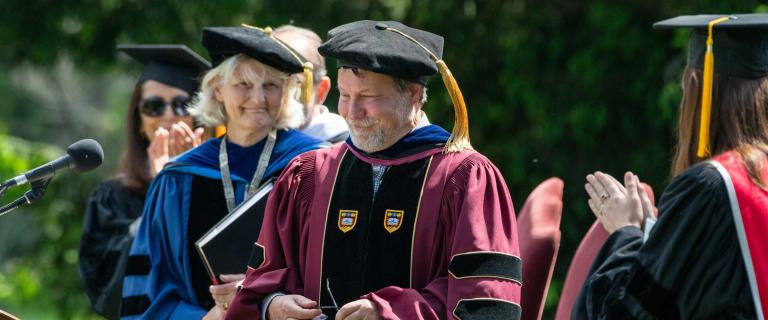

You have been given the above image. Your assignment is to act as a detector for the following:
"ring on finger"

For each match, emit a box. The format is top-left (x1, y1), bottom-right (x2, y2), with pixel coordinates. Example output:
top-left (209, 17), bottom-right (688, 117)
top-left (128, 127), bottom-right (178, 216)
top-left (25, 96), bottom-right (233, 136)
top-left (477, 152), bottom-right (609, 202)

top-left (222, 301), bottom-right (229, 310)
top-left (600, 194), bottom-right (610, 201)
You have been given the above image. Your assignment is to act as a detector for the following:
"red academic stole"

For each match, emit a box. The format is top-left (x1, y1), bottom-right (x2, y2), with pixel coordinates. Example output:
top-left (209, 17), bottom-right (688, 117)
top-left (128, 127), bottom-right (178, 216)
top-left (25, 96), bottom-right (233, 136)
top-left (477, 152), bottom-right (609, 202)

top-left (711, 152), bottom-right (767, 319)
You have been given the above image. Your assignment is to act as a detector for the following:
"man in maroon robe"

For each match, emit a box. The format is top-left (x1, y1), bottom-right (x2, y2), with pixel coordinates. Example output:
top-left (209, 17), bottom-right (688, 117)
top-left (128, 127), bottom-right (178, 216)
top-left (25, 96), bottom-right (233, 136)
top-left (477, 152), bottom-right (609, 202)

top-left (226, 20), bottom-right (522, 320)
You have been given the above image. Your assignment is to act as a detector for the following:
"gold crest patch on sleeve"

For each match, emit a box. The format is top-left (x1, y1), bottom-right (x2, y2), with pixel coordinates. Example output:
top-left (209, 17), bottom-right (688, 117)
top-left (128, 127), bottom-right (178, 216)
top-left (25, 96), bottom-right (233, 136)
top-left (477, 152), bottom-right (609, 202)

top-left (338, 210), bottom-right (358, 233)
top-left (384, 209), bottom-right (405, 233)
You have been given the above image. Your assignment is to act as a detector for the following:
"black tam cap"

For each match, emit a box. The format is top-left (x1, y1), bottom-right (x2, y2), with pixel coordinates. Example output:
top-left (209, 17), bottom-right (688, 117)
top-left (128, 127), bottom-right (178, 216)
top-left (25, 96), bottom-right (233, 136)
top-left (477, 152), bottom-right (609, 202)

top-left (654, 14), bottom-right (768, 79)
top-left (117, 44), bottom-right (211, 94)
top-left (318, 20), bottom-right (444, 85)
top-left (319, 20), bottom-right (473, 153)
top-left (202, 26), bottom-right (308, 73)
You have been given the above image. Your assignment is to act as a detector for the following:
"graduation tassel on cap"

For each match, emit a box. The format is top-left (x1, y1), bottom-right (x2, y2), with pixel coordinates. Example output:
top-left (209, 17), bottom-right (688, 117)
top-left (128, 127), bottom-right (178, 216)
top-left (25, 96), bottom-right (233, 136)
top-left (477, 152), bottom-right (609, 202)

top-left (301, 62), bottom-right (314, 107)
top-left (375, 23), bottom-right (473, 153)
top-left (697, 16), bottom-right (731, 158)
top-left (241, 23), bottom-right (315, 107)
top-left (214, 125), bottom-right (227, 138)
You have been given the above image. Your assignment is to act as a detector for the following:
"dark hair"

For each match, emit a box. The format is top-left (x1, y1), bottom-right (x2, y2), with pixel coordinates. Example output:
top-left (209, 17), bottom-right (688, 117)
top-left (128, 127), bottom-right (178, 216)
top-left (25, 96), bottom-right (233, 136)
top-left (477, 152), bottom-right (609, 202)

top-left (673, 67), bottom-right (768, 188)
top-left (117, 84), bottom-right (152, 194)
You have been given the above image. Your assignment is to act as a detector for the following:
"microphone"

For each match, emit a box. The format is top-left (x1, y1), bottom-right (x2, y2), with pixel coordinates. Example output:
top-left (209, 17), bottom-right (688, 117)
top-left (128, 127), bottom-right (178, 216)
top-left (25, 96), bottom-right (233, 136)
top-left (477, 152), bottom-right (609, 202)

top-left (2, 139), bottom-right (104, 188)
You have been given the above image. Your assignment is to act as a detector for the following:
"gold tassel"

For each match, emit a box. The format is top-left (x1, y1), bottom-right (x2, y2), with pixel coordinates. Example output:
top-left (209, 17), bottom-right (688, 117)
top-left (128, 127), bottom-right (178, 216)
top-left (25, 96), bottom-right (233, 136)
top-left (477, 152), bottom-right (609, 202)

top-left (214, 125), bottom-right (227, 138)
top-left (697, 16), bottom-right (730, 158)
top-left (378, 25), bottom-right (473, 153)
top-left (302, 62), bottom-right (314, 107)
top-left (436, 60), bottom-right (473, 152)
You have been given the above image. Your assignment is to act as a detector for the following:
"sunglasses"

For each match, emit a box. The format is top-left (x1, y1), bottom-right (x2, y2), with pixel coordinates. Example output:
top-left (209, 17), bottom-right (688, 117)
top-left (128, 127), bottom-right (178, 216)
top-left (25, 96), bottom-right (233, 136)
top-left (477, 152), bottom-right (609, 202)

top-left (139, 95), bottom-right (191, 117)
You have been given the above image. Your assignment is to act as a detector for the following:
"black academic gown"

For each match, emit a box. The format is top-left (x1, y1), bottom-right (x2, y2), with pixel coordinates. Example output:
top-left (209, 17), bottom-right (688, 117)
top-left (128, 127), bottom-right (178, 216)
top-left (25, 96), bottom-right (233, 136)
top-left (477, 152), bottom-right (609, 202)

top-left (573, 163), bottom-right (756, 319)
top-left (79, 178), bottom-right (146, 320)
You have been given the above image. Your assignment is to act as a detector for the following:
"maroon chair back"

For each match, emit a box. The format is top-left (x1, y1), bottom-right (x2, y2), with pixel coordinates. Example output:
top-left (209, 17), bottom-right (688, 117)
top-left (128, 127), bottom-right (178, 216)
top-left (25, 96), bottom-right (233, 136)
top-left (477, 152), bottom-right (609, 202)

top-left (554, 183), bottom-right (655, 319)
top-left (518, 177), bottom-right (564, 320)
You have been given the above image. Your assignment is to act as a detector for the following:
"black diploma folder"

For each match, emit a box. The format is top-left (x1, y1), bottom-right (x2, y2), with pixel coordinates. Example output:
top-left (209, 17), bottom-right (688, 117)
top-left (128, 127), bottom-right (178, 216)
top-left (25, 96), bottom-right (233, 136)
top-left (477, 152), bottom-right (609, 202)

top-left (195, 180), bottom-right (274, 284)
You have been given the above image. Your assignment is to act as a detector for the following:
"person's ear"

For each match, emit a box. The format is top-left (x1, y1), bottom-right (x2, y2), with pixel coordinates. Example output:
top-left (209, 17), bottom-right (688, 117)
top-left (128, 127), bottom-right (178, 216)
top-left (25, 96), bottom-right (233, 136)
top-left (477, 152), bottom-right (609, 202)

top-left (408, 84), bottom-right (423, 108)
top-left (314, 76), bottom-right (331, 105)
top-left (214, 85), bottom-right (224, 103)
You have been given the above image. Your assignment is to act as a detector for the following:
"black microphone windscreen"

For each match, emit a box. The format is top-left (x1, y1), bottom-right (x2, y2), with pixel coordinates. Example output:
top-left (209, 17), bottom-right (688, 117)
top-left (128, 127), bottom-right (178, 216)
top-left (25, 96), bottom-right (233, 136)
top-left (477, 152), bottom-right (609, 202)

top-left (67, 139), bottom-right (104, 173)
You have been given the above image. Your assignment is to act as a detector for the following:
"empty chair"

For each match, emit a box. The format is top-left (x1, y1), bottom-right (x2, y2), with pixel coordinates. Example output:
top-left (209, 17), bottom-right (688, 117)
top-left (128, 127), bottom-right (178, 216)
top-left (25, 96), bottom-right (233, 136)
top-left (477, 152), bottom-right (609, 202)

top-left (518, 177), bottom-right (564, 320)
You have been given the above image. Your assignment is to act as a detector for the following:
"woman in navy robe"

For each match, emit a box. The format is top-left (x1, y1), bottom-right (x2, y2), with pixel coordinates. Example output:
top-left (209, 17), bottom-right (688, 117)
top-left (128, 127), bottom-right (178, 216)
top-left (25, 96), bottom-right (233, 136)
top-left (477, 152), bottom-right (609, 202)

top-left (119, 26), bottom-right (325, 320)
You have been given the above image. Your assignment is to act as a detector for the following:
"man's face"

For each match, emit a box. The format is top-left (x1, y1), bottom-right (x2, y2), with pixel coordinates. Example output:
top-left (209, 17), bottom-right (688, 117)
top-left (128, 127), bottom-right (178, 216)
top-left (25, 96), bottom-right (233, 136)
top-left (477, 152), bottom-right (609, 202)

top-left (337, 68), bottom-right (419, 152)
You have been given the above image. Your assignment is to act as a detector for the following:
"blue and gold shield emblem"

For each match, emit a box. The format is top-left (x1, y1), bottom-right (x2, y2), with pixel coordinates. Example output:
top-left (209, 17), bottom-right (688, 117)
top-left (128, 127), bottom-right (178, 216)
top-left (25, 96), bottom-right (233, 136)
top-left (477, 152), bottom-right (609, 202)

top-left (338, 210), bottom-right (358, 233)
top-left (384, 209), bottom-right (405, 233)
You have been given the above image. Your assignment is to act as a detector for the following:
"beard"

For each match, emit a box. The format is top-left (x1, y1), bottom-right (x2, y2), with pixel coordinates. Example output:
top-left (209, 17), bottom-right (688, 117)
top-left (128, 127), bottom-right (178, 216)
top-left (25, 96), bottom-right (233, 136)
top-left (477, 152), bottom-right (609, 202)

top-left (347, 96), bottom-right (414, 152)
top-left (348, 118), bottom-right (387, 151)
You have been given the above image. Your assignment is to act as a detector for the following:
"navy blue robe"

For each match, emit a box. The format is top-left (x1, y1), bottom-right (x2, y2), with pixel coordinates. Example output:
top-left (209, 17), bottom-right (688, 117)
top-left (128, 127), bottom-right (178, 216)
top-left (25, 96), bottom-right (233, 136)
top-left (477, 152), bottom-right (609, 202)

top-left (120, 129), bottom-right (324, 319)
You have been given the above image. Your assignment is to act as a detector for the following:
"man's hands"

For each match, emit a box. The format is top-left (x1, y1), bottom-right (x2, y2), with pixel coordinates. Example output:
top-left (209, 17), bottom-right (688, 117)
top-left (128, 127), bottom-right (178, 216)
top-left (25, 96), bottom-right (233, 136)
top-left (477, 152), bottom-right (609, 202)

top-left (266, 295), bottom-right (380, 320)
top-left (335, 299), bottom-right (380, 320)
top-left (268, 294), bottom-right (322, 320)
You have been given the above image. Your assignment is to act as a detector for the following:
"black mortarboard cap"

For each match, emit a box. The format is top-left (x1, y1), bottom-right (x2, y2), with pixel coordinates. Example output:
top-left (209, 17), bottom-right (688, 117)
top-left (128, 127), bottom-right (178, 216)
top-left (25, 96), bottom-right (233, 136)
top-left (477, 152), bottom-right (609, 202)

top-left (318, 20), bottom-right (444, 85)
top-left (202, 25), bottom-right (316, 107)
top-left (654, 14), bottom-right (768, 158)
top-left (117, 44), bottom-right (211, 94)
top-left (654, 14), bottom-right (768, 79)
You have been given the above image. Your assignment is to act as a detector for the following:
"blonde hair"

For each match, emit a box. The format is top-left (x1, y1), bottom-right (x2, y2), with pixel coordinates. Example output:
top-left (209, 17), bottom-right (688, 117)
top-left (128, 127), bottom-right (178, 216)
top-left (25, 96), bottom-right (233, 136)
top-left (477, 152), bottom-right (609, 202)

top-left (189, 54), bottom-right (305, 129)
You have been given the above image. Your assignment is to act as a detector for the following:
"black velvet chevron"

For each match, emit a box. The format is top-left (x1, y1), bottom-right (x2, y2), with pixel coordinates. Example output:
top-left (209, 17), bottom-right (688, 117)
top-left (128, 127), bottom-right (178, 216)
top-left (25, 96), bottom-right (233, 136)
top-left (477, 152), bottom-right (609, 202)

top-left (124, 255), bottom-right (150, 276)
top-left (448, 252), bottom-right (522, 284)
top-left (453, 299), bottom-right (521, 320)
top-left (120, 295), bottom-right (151, 317)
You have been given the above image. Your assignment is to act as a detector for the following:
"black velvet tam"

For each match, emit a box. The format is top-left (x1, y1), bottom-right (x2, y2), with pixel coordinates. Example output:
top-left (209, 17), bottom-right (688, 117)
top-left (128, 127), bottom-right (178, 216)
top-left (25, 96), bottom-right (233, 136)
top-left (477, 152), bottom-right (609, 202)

top-left (202, 26), bottom-right (307, 73)
top-left (117, 44), bottom-right (210, 94)
top-left (654, 14), bottom-right (768, 79)
top-left (318, 20), bottom-right (444, 85)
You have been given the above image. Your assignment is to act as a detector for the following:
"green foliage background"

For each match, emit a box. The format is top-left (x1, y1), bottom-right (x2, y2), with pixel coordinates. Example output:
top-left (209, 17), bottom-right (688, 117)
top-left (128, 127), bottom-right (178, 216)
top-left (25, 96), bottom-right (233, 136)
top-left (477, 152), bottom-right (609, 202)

top-left (0, 1), bottom-right (765, 318)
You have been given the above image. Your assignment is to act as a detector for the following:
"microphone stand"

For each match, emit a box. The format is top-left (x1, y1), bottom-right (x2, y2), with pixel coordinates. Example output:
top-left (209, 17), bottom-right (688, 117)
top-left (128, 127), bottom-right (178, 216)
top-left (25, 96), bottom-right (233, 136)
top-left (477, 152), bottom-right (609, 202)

top-left (0, 178), bottom-right (51, 217)
top-left (0, 183), bottom-right (8, 199)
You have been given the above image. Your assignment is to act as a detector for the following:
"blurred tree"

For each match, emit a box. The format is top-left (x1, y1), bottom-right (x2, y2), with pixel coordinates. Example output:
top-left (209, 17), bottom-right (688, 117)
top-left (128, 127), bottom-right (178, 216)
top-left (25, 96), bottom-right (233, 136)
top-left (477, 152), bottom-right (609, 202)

top-left (0, 0), bottom-right (764, 318)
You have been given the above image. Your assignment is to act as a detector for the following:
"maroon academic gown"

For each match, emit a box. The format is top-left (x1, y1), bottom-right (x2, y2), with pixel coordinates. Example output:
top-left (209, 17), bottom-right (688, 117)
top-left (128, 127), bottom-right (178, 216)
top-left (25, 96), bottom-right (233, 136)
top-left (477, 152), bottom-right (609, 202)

top-left (226, 142), bottom-right (522, 319)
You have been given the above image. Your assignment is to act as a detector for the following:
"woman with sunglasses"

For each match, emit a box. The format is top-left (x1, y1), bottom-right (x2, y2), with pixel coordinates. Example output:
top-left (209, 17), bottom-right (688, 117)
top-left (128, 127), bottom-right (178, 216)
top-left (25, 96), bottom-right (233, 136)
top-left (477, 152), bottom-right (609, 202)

top-left (119, 26), bottom-right (326, 320)
top-left (78, 44), bottom-right (211, 320)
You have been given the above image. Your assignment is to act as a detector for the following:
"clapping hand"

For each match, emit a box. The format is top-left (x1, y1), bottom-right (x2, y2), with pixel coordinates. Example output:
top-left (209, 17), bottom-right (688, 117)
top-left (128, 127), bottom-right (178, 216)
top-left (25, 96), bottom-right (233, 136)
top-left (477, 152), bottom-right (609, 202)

top-left (585, 171), bottom-right (653, 233)
top-left (168, 121), bottom-right (204, 157)
top-left (147, 121), bottom-right (204, 177)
